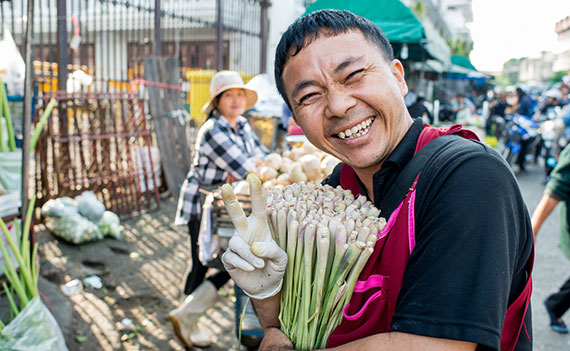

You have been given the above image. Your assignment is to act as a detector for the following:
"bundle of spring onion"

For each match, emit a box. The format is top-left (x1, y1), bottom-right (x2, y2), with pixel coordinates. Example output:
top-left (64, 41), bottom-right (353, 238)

top-left (0, 195), bottom-right (39, 330)
top-left (225, 174), bottom-right (386, 350)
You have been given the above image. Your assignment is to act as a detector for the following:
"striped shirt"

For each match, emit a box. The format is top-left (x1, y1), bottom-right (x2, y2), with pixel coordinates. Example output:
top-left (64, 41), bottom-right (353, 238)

top-left (175, 113), bottom-right (268, 225)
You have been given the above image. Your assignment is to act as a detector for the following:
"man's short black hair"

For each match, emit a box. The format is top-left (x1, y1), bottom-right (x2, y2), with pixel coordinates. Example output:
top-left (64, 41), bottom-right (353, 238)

top-left (274, 9), bottom-right (394, 109)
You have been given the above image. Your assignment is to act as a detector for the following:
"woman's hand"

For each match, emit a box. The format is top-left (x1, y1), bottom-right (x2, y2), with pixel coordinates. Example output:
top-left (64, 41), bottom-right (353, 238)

top-left (226, 173), bottom-right (239, 184)
top-left (251, 157), bottom-right (264, 167)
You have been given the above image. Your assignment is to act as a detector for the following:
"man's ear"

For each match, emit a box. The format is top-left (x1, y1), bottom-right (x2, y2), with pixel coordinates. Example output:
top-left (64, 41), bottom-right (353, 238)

top-left (391, 59), bottom-right (408, 97)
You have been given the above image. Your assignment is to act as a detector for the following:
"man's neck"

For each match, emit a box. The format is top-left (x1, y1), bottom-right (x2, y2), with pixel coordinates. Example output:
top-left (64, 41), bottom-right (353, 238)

top-left (353, 164), bottom-right (382, 205)
top-left (350, 114), bottom-right (415, 204)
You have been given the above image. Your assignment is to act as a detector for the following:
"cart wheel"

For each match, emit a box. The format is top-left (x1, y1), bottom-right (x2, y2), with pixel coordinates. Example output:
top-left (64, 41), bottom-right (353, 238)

top-left (241, 334), bottom-right (262, 350)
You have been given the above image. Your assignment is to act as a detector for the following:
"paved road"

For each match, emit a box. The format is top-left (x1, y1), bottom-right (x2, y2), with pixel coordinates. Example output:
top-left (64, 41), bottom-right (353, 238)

top-left (37, 155), bottom-right (570, 351)
top-left (516, 162), bottom-right (570, 350)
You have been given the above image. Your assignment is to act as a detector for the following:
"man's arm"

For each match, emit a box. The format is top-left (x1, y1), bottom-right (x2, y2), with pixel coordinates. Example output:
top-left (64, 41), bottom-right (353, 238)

top-left (258, 328), bottom-right (476, 351)
top-left (252, 293), bottom-right (281, 329)
top-left (531, 193), bottom-right (560, 240)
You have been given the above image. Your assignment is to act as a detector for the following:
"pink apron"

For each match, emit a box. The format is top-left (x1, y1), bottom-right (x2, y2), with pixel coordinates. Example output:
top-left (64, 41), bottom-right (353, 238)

top-left (327, 125), bottom-right (532, 351)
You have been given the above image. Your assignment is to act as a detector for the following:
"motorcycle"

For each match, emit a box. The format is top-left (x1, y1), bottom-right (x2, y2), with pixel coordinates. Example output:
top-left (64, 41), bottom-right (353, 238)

top-left (537, 106), bottom-right (563, 180)
top-left (540, 119), bottom-right (559, 178)
top-left (501, 114), bottom-right (539, 168)
top-left (546, 108), bottom-right (570, 173)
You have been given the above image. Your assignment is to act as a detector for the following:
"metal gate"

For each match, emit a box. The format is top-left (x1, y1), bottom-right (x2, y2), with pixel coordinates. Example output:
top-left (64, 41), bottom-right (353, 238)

top-left (34, 91), bottom-right (160, 216)
top-left (1, 0), bottom-right (268, 212)
top-left (0, 0), bottom-right (267, 93)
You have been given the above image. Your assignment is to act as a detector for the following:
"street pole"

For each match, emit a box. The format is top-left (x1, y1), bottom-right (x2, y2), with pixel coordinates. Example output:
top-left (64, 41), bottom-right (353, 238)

top-left (22, 0), bottom-right (35, 217)
top-left (155, 0), bottom-right (162, 57)
top-left (57, 0), bottom-right (68, 91)
top-left (216, 0), bottom-right (224, 70)
top-left (260, 1), bottom-right (271, 73)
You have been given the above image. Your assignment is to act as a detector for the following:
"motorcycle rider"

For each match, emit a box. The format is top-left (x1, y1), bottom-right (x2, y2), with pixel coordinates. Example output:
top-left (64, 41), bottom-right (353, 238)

top-left (515, 87), bottom-right (536, 171)
top-left (491, 92), bottom-right (512, 118)
top-left (538, 89), bottom-right (562, 115)
top-left (486, 92), bottom-right (511, 138)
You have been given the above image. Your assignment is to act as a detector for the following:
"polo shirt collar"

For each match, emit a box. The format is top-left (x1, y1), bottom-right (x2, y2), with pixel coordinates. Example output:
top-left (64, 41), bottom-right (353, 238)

top-left (360, 118), bottom-right (424, 204)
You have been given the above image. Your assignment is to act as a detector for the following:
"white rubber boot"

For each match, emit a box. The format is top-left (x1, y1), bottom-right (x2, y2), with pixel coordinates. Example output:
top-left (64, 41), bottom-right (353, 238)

top-left (169, 280), bottom-right (220, 348)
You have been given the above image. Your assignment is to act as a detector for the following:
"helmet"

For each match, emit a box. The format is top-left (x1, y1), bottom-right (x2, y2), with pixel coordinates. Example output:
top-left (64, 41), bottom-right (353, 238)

top-left (544, 89), bottom-right (562, 101)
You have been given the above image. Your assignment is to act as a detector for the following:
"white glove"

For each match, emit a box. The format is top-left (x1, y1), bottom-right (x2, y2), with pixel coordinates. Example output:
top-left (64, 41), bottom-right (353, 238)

top-left (221, 174), bottom-right (287, 299)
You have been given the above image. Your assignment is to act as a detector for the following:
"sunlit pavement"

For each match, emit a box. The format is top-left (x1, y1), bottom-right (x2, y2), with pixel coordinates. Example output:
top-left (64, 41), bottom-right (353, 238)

top-left (36, 144), bottom-right (570, 350)
top-left (516, 160), bottom-right (570, 350)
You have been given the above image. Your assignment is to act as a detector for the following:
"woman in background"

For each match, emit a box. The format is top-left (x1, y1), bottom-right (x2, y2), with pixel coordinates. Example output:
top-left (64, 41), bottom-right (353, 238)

top-left (171, 70), bottom-right (267, 348)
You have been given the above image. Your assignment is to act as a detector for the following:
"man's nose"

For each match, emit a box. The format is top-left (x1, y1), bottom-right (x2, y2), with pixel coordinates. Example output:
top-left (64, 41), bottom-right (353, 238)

top-left (325, 87), bottom-right (357, 118)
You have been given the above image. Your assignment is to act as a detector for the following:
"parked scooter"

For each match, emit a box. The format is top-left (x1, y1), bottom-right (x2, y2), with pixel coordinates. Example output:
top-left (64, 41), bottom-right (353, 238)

top-left (502, 113), bottom-right (539, 169)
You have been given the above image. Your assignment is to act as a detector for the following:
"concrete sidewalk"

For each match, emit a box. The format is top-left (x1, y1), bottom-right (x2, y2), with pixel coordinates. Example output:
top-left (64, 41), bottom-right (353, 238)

top-left (36, 197), bottom-right (247, 351)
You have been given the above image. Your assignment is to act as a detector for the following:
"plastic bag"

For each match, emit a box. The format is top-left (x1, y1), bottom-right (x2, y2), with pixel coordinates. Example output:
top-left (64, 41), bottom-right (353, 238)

top-left (0, 25), bottom-right (25, 96)
top-left (0, 295), bottom-right (69, 350)
top-left (98, 211), bottom-right (121, 239)
top-left (45, 214), bottom-right (103, 244)
top-left (40, 198), bottom-right (79, 218)
top-left (0, 151), bottom-right (22, 196)
top-left (75, 191), bottom-right (105, 223)
top-left (0, 192), bottom-right (20, 218)
top-left (198, 193), bottom-right (219, 266)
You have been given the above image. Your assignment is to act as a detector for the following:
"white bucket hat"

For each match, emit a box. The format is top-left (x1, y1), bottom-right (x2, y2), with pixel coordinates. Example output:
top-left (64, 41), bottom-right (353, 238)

top-left (201, 71), bottom-right (258, 114)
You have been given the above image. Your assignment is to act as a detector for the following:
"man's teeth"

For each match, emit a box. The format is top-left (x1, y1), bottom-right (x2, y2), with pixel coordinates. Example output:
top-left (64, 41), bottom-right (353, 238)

top-left (338, 118), bottom-right (374, 140)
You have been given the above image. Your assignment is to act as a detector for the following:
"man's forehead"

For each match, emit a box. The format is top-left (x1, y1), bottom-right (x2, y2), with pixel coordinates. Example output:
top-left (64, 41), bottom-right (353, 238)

top-left (286, 30), bottom-right (386, 66)
top-left (288, 28), bottom-right (365, 53)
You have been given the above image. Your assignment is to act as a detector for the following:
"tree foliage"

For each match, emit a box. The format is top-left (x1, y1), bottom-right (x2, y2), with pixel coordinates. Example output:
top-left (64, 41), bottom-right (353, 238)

top-left (446, 38), bottom-right (473, 58)
top-left (549, 70), bottom-right (569, 84)
top-left (503, 58), bottom-right (523, 70)
top-left (410, 2), bottom-right (426, 19)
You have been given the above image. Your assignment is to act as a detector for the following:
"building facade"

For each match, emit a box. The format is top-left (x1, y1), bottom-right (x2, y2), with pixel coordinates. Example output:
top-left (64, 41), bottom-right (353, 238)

top-left (554, 15), bottom-right (570, 73)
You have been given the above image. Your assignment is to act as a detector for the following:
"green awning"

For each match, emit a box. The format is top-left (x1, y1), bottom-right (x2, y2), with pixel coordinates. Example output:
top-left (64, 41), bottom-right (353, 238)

top-left (450, 55), bottom-right (477, 71)
top-left (303, 0), bottom-right (450, 65)
top-left (304, 0), bottom-right (424, 44)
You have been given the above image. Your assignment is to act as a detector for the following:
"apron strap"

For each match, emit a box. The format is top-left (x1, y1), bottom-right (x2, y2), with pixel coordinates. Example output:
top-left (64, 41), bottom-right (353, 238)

top-left (500, 248), bottom-right (534, 351)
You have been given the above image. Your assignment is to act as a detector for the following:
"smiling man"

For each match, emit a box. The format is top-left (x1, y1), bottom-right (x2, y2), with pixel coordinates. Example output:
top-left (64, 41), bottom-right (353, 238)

top-left (222, 9), bottom-right (534, 351)
top-left (280, 29), bottom-right (412, 198)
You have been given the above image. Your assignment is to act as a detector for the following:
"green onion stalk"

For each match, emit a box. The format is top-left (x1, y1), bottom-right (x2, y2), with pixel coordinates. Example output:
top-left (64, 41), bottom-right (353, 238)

top-left (0, 195), bottom-right (39, 331)
top-left (0, 79), bottom-right (16, 152)
top-left (30, 98), bottom-right (58, 152)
